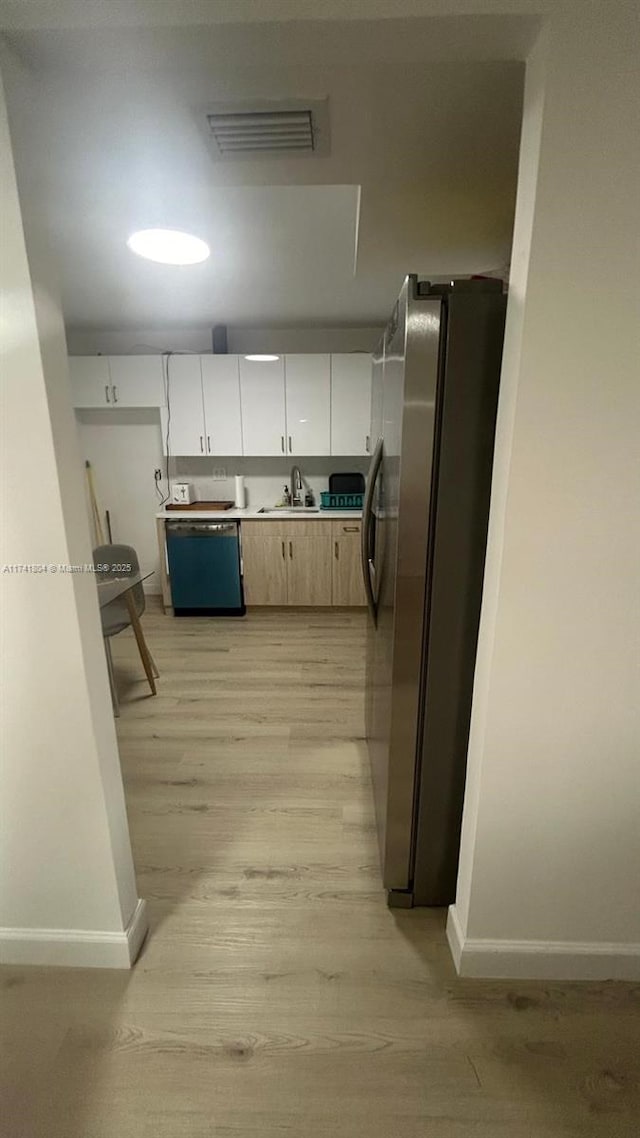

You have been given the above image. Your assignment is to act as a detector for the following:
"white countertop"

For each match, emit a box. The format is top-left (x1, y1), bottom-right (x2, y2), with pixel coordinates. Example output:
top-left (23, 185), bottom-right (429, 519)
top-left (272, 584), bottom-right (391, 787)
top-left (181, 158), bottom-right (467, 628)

top-left (156, 507), bottom-right (362, 521)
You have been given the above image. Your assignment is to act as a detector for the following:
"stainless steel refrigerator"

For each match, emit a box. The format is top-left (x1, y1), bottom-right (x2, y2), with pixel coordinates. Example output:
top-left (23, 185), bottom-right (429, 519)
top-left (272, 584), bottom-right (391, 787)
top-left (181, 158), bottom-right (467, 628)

top-left (361, 275), bottom-right (506, 907)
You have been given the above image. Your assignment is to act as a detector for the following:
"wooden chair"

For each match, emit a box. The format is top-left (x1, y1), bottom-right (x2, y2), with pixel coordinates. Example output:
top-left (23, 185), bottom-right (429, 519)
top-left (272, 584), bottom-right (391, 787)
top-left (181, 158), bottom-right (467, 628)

top-left (94, 543), bottom-right (159, 716)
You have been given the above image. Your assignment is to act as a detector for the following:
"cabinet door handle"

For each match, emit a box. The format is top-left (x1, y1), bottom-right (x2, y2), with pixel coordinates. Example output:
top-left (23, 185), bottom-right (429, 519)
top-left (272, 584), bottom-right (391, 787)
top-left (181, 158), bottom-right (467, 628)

top-left (343, 526), bottom-right (359, 533)
top-left (281, 436), bottom-right (285, 453)
top-left (334, 541), bottom-right (339, 560)
top-left (289, 541), bottom-right (293, 559)
top-left (281, 541), bottom-right (285, 559)
top-left (112, 385), bottom-right (118, 403)
top-left (288, 435), bottom-right (293, 453)
top-left (207, 436), bottom-right (211, 453)
top-left (365, 434), bottom-right (370, 453)
top-left (199, 436), bottom-right (204, 453)
top-left (105, 384), bottom-right (110, 403)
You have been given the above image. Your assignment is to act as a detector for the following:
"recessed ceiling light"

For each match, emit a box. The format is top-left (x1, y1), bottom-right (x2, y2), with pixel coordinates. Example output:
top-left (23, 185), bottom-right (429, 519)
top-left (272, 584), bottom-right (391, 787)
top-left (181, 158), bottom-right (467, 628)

top-left (244, 354), bottom-right (280, 362)
top-left (126, 228), bottom-right (210, 265)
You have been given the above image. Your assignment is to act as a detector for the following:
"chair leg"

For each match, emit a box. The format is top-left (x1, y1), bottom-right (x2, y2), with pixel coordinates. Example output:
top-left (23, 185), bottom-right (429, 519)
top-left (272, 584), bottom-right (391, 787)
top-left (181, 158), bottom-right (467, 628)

top-left (147, 646), bottom-right (160, 679)
top-left (125, 595), bottom-right (157, 696)
top-left (104, 637), bottom-right (120, 717)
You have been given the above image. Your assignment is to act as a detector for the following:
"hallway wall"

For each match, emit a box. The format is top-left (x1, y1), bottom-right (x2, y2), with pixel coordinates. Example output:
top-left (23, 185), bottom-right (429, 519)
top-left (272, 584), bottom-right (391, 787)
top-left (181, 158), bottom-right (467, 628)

top-left (451, 1), bottom-right (640, 978)
top-left (0, 64), bottom-right (146, 967)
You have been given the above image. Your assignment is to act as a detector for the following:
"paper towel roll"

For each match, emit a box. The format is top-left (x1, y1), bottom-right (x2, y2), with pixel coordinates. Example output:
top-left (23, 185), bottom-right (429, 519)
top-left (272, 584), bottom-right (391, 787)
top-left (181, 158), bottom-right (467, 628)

top-left (234, 475), bottom-right (245, 509)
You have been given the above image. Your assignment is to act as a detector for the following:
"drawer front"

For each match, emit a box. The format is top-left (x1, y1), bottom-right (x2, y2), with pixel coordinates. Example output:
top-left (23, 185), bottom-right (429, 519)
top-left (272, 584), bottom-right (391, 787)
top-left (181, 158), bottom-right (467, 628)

top-left (332, 520), bottom-right (361, 537)
top-left (241, 520), bottom-right (283, 538)
top-left (282, 520), bottom-right (332, 538)
top-left (242, 519), bottom-right (332, 538)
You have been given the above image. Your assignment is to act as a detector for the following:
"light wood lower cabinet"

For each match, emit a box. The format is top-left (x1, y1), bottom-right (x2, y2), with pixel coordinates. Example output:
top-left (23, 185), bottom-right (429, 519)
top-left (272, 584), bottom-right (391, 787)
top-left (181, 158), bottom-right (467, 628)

top-left (332, 520), bottom-right (366, 606)
top-left (241, 532), bottom-right (288, 605)
top-left (241, 519), bottom-right (364, 607)
top-left (287, 535), bottom-right (332, 606)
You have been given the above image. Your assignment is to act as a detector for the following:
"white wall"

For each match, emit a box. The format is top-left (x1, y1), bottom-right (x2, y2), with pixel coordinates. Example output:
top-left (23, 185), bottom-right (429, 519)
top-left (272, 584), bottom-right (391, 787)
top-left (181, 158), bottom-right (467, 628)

top-left (66, 326), bottom-right (213, 355)
top-left (449, 2), bottom-right (640, 980)
top-left (227, 327), bottom-right (382, 354)
top-left (66, 325), bottom-right (383, 355)
top-left (0, 68), bottom-right (146, 968)
top-left (76, 409), bottom-right (165, 591)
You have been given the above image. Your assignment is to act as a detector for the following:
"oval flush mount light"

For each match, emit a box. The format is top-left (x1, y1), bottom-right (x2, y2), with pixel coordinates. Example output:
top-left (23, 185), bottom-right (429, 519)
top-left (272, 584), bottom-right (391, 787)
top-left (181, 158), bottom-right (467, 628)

top-left (244, 354), bottom-right (280, 362)
top-left (127, 228), bottom-right (210, 265)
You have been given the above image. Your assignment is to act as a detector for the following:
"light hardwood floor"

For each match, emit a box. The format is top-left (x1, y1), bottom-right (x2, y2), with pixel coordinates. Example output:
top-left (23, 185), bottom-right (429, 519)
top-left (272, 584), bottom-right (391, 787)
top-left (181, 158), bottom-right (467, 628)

top-left (2, 604), bottom-right (639, 1137)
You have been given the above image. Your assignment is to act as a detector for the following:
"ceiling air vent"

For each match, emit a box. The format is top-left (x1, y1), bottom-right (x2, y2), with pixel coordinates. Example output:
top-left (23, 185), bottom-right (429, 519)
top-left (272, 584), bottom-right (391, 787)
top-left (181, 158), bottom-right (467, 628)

top-left (204, 100), bottom-right (329, 159)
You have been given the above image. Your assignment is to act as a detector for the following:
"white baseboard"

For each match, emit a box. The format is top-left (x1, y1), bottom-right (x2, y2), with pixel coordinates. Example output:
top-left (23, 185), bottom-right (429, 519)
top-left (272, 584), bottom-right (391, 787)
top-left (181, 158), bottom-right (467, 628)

top-left (0, 898), bottom-right (148, 970)
top-left (446, 904), bottom-right (465, 972)
top-left (446, 905), bottom-right (640, 981)
top-left (125, 898), bottom-right (150, 965)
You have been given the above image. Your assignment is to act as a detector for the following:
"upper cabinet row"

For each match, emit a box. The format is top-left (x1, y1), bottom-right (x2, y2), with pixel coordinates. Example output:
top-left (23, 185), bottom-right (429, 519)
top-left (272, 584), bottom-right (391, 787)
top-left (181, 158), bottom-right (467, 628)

top-left (70, 352), bottom-right (373, 457)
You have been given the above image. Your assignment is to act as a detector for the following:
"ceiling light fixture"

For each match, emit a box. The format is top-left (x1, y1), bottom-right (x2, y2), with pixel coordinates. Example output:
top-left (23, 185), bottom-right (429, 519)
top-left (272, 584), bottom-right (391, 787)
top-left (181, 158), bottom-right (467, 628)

top-left (127, 228), bottom-right (210, 265)
top-left (244, 354), bottom-right (280, 362)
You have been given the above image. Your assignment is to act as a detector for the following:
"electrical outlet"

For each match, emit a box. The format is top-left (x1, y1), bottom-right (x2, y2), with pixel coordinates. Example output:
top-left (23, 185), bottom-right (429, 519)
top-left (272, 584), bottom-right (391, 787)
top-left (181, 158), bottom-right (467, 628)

top-left (212, 467), bottom-right (227, 481)
top-left (154, 469), bottom-right (162, 482)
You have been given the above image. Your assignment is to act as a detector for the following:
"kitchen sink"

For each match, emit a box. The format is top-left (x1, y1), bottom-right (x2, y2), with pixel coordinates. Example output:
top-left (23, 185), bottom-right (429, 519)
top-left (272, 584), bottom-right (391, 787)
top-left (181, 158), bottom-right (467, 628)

top-left (258, 507), bottom-right (320, 514)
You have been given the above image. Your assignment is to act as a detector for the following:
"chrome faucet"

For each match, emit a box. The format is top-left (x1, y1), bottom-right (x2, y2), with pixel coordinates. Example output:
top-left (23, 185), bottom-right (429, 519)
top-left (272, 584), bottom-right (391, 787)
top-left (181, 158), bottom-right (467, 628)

top-left (290, 465), bottom-right (304, 507)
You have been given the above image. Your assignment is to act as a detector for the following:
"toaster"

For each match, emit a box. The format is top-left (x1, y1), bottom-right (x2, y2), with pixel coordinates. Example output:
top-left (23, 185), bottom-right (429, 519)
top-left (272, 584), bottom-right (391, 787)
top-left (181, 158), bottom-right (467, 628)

top-left (171, 482), bottom-right (194, 505)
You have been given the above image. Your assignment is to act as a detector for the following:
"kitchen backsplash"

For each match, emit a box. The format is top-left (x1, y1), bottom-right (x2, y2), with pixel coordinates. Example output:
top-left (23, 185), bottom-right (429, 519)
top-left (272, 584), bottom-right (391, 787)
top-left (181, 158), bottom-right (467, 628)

top-left (168, 456), bottom-right (369, 507)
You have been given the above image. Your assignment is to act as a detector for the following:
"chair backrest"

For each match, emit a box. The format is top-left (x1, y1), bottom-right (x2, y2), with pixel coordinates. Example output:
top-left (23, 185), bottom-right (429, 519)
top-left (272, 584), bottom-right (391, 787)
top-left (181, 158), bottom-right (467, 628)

top-left (93, 543), bottom-right (145, 628)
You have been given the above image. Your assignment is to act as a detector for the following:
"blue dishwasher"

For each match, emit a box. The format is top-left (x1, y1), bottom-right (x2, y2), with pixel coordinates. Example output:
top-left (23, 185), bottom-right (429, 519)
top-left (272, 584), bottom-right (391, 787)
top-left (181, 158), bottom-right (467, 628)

top-left (166, 521), bottom-right (245, 616)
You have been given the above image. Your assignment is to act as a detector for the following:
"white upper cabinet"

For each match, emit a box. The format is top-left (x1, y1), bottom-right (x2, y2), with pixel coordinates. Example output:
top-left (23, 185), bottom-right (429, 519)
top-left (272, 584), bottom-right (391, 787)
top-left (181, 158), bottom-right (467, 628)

top-left (68, 356), bottom-right (111, 408)
top-left (201, 355), bottom-right (242, 456)
top-left (284, 355), bottom-right (331, 456)
top-left (164, 355), bottom-right (205, 456)
top-left (239, 356), bottom-right (286, 456)
top-left (330, 354), bottom-right (373, 456)
top-left (108, 355), bottom-right (165, 408)
top-left (69, 354), bottom-right (165, 409)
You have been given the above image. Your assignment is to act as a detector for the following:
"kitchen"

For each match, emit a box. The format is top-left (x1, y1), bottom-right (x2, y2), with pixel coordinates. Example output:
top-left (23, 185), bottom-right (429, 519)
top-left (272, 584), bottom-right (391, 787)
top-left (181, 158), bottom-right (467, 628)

top-left (44, 32), bottom-right (524, 650)
top-left (34, 5), bottom-right (523, 912)
top-left (72, 271), bottom-right (506, 910)
top-left (71, 348), bottom-right (373, 613)
top-left (3, 4), bottom-right (639, 1135)
top-left (0, 0), bottom-right (525, 934)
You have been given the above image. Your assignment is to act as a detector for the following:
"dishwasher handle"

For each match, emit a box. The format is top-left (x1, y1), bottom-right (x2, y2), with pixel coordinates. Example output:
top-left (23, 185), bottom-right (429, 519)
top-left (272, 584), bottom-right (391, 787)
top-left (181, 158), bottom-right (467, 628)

top-left (166, 522), bottom-right (238, 537)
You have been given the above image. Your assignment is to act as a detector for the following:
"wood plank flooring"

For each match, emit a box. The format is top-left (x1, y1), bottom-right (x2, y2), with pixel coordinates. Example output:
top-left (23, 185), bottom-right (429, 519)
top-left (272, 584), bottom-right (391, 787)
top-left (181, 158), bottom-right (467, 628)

top-left (2, 604), bottom-right (639, 1137)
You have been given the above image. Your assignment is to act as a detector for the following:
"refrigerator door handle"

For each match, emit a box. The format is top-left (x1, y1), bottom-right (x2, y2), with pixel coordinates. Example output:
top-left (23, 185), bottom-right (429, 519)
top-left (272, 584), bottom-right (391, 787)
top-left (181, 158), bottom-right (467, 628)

top-left (361, 436), bottom-right (383, 623)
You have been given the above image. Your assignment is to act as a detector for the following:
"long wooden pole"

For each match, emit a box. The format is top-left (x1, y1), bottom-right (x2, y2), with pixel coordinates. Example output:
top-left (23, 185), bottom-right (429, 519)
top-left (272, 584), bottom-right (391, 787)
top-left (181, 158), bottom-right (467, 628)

top-left (85, 460), bottom-right (104, 545)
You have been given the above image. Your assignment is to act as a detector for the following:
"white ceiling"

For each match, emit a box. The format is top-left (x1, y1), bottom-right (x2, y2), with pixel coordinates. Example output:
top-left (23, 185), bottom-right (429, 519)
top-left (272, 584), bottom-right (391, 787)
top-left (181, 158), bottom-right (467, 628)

top-left (3, 15), bottom-right (526, 329)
